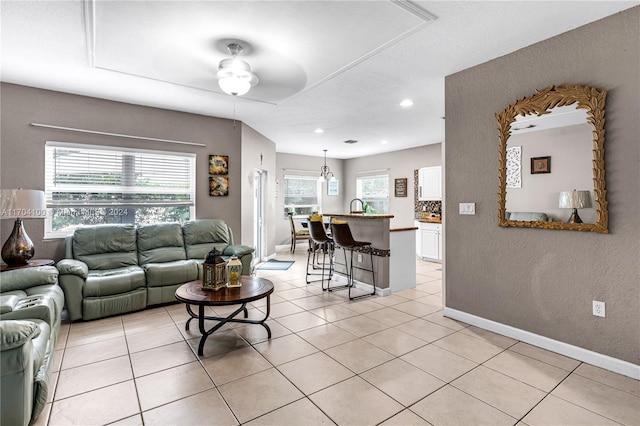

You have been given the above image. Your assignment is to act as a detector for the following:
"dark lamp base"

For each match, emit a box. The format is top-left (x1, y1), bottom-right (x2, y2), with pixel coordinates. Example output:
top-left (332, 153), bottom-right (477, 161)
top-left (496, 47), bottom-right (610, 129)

top-left (1, 218), bottom-right (35, 265)
top-left (566, 208), bottom-right (583, 224)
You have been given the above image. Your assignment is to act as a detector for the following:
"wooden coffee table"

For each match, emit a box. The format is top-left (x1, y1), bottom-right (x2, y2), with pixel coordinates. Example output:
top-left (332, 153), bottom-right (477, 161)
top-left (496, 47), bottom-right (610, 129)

top-left (175, 276), bottom-right (274, 355)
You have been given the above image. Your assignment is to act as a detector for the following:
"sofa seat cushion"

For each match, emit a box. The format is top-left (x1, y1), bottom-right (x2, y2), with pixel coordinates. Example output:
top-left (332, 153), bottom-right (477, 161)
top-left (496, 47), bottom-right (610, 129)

top-left (84, 266), bottom-right (146, 297)
top-left (73, 225), bottom-right (139, 270)
top-left (143, 260), bottom-right (199, 288)
top-left (137, 223), bottom-right (187, 264)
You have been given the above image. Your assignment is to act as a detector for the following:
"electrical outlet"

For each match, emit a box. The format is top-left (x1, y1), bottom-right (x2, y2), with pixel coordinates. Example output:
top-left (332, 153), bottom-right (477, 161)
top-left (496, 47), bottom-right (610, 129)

top-left (357, 254), bottom-right (363, 263)
top-left (593, 301), bottom-right (605, 317)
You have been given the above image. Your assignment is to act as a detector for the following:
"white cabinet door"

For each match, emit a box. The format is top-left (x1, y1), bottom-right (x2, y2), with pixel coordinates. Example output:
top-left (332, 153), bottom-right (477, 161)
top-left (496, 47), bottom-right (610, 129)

top-left (416, 222), bottom-right (442, 261)
top-left (420, 229), bottom-right (440, 259)
top-left (418, 166), bottom-right (442, 201)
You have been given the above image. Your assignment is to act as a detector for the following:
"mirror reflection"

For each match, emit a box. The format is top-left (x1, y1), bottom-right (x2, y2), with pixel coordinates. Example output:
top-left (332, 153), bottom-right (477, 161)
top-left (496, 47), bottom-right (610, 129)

top-left (496, 84), bottom-right (608, 233)
top-left (506, 105), bottom-right (595, 223)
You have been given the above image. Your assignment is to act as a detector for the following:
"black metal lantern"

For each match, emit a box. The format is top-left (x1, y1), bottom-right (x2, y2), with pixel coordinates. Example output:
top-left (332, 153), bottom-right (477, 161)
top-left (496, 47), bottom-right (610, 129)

top-left (203, 248), bottom-right (227, 291)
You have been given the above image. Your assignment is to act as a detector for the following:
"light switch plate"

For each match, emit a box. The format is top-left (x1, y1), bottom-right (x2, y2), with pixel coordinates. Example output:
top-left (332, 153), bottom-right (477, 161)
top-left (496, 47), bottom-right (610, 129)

top-left (459, 203), bottom-right (476, 215)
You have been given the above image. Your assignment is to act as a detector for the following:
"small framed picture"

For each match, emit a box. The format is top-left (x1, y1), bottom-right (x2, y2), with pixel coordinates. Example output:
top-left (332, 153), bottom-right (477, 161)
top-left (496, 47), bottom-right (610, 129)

top-left (209, 155), bottom-right (229, 175)
top-left (394, 178), bottom-right (408, 197)
top-left (209, 176), bottom-right (229, 196)
top-left (327, 179), bottom-right (339, 196)
top-left (531, 156), bottom-right (551, 174)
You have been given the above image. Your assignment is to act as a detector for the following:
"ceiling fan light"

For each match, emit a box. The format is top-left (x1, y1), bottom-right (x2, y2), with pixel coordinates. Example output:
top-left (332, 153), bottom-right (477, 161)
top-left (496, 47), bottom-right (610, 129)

top-left (218, 76), bottom-right (251, 97)
top-left (216, 44), bottom-right (259, 97)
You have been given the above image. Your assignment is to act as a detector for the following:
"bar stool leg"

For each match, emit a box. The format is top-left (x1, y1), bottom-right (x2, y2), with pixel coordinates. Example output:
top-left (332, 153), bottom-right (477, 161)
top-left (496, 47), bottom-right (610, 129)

top-left (348, 247), bottom-right (376, 300)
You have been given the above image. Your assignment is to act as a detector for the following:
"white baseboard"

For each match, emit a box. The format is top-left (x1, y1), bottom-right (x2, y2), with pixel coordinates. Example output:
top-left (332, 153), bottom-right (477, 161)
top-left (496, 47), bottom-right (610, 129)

top-left (444, 307), bottom-right (640, 380)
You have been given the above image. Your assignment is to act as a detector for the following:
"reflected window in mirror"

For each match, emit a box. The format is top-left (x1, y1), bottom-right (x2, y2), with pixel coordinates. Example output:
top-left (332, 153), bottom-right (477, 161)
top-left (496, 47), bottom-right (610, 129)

top-left (496, 85), bottom-right (608, 233)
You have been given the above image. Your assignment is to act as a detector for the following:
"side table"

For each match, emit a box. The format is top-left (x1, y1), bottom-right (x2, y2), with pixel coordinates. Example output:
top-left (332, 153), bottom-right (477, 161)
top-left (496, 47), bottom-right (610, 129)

top-left (0, 259), bottom-right (55, 272)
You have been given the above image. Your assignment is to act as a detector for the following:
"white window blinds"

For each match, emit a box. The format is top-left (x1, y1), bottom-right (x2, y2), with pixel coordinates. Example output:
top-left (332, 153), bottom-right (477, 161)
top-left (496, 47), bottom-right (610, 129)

top-left (44, 142), bottom-right (196, 237)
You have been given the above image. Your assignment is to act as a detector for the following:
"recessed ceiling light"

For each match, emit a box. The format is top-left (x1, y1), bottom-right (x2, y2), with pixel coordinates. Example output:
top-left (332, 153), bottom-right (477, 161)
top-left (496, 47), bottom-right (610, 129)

top-left (381, 140), bottom-right (388, 144)
top-left (400, 99), bottom-right (414, 107)
top-left (314, 128), bottom-right (324, 134)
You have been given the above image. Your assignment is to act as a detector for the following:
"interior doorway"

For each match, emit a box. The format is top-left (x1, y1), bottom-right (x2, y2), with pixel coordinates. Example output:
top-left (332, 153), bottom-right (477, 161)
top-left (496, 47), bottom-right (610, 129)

top-left (253, 169), bottom-right (267, 264)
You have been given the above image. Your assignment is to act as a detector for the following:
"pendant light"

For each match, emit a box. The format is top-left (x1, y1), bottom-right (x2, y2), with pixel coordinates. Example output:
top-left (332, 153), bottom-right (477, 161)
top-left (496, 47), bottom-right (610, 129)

top-left (319, 149), bottom-right (336, 182)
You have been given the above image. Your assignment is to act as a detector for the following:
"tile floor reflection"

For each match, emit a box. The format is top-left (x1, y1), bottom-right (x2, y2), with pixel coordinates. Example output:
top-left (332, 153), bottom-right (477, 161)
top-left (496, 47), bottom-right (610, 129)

top-left (40, 250), bottom-right (639, 425)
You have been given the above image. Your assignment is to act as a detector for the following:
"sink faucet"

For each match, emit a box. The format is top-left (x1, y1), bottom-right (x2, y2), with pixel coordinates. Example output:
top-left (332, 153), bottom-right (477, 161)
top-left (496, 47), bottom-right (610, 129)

top-left (350, 198), bottom-right (364, 213)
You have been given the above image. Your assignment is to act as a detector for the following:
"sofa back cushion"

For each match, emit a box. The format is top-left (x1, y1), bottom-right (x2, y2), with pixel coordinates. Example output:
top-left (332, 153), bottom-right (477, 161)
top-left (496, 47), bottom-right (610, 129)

top-left (182, 219), bottom-right (232, 259)
top-left (137, 223), bottom-right (186, 265)
top-left (72, 225), bottom-right (138, 270)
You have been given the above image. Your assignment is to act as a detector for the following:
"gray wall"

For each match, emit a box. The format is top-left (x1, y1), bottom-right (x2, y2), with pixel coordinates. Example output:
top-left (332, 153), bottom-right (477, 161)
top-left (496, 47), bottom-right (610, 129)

top-left (445, 7), bottom-right (639, 364)
top-left (0, 83), bottom-right (245, 261)
top-left (240, 124), bottom-right (277, 259)
top-left (343, 144), bottom-right (442, 229)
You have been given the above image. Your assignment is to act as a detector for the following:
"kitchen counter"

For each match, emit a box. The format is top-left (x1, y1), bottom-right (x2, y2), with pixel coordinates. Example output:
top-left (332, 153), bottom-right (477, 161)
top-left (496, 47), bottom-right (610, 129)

top-left (325, 213), bottom-right (394, 219)
top-left (418, 218), bottom-right (442, 224)
top-left (326, 213), bottom-right (415, 295)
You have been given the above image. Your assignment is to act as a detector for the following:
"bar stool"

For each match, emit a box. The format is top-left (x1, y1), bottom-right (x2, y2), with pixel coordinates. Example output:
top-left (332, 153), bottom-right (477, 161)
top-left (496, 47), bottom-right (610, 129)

top-left (330, 220), bottom-right (376, 300)
top-left (306, 218), bottom-right (346, 292)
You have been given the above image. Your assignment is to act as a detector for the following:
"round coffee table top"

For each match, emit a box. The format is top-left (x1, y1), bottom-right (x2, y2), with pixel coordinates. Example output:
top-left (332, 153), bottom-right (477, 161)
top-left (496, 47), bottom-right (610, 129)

top-left (175, 276), bottom-right (274, 306)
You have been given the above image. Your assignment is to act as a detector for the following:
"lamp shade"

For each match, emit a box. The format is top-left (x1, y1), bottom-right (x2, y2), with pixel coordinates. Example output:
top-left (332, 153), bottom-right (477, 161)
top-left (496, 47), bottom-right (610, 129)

top-left (558, 190), bottom-right (592, 209)
top-left (0, 189), bottom-right (47, 219)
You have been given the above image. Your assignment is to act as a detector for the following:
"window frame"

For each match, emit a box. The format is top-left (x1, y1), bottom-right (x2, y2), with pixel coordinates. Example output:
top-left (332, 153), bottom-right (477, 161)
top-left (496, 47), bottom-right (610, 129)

top-left (356, 173), bottom-right (390, 214)
top-left (282, 174), bottom-right (322, 218)
top-left (44, 141), bottom-right (196, 238)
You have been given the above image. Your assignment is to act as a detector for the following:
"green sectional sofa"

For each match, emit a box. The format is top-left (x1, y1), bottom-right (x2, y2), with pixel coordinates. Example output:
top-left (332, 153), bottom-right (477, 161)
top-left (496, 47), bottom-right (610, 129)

top-left (0, 266), bottom-right (64, 426)
top-left (57, 219), bottom-right (254, 321)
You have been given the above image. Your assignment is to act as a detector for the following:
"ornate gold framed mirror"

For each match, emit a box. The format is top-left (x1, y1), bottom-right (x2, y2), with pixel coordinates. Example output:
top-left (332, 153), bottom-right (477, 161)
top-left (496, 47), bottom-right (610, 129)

top-left (497, 84), bottom-right (608, 233)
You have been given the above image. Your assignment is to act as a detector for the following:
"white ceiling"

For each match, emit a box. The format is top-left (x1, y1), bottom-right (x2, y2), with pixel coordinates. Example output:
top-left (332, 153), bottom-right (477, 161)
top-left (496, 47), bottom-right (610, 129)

top-left (1, 1), bottom-right (637, 159)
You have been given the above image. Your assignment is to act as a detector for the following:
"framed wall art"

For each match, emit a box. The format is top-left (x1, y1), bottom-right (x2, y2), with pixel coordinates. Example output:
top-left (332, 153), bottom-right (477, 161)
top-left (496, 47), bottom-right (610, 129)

top-left (530, 156), bottom-right (551, 174)
top-left (209, 176), bottom-right (229, 196)
top-left (209, 155), bottom-right (229, 175)
top-left (394, 178), bottom-right (408, 197)
top-left (327, 179), bottom-right (339, 196)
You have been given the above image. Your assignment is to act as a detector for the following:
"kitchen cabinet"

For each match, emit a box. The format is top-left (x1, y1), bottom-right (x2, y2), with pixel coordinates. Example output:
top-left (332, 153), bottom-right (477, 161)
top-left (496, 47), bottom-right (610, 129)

top-left (418, 166), bottom-right (442, 201)
top-left (415, 221), bottom-right (442, 262)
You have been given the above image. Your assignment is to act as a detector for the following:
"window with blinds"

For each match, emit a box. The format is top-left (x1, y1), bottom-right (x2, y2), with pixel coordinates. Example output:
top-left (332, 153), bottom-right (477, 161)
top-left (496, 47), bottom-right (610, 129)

top-left (356, 174), bottom-right (389, 214)
top-left (283, 175), bottom-right (321, 218)
top-left (44, 142), bottom-right (196, 238)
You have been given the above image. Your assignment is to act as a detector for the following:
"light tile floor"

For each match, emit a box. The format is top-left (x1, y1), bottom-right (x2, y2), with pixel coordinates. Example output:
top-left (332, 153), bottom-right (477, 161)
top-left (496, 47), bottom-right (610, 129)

top-left (39, 251), bottom-right (639, 425)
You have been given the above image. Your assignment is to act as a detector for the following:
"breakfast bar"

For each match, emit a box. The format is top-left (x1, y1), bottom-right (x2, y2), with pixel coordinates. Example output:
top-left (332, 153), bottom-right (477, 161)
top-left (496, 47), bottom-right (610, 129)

top-left (325, 213), bottom-right (417, 295)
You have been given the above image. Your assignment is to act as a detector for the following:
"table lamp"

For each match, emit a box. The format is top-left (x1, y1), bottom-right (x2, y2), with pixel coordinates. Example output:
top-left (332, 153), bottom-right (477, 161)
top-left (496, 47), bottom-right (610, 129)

top-left (558, 189), bottom-right (592, 224)
top-left (1, 189), bottom-right (47, 265)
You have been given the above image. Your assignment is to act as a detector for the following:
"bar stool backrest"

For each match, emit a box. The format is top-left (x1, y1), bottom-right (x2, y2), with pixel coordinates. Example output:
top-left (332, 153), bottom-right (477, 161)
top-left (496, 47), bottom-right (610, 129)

top-left (308, 218), bottom-right (331, 244)
top-left (330, 222), bottom-right (357, 248)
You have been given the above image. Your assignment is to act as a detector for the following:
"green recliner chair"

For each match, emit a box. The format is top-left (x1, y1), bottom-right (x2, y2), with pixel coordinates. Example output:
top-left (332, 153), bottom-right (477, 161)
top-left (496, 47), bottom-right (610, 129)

top-left (0, 266), bottom-right (63, 426)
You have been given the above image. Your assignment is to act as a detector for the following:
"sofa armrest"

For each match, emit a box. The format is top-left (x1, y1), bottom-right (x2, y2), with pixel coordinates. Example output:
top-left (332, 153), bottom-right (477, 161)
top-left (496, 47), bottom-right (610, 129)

top-left (0, 320), bottom-right (40, 353)
top-left (56, 259), bottom-right (89, 322)
top-left (0, 266), bottom-right (59, 293)
top-left (223, 245), bottom-right (254, 275)
top-left (56, 259), bottom-right (88, 279)
top-left (1, 320), bottom-right (39, 426)
top-left (223, 244), bottom-right (255, 258)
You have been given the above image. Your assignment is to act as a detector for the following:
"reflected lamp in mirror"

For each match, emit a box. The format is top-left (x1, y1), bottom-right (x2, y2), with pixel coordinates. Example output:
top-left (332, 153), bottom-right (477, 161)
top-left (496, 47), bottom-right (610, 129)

top-left (559, 190), bottom-right (592, 224)
top-left (0, 189), bottom-right (47, 265)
